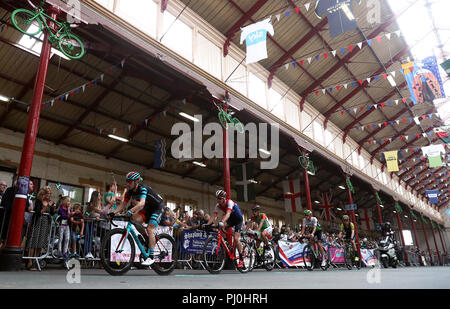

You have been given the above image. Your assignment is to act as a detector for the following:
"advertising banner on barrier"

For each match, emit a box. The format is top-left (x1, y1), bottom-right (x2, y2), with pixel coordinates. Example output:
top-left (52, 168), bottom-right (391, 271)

top-left (360, 249), bottom-right (378, 266)
top-left (110, 221), bottom-right (173, 262)
top-left (181, 229), bottom-right (218, 255)
top-left (277, 241), bottom-right (310, 267)
top-left (329, 246), bottom-right (345, 263)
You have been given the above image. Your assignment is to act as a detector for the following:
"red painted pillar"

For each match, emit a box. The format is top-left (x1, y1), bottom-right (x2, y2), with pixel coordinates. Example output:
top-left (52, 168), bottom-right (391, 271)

top-left (346, 177), bottom-right (361, 258)
top-left (304, 168), bottom-right (312, 212)
top-left (421, 219), bottom-right (433, 263)
top-left (395, 211), bottom-right (408, 263)
top-left (222, 103), bottom-right (233, 245)
top-left (0, 7), bottom-right (60, 271)
top-left (430, 223), bottom-right (441, 265)
top-left (374, 191), bottom-right (383, 225)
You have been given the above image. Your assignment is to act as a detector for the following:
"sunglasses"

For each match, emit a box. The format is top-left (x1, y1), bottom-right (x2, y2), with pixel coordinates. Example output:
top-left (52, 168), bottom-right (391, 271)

top-left (126, 180), bottom-right (134, 184)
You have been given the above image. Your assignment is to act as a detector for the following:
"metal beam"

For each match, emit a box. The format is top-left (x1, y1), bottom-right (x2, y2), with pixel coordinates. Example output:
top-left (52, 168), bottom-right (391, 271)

top-left (223, 0), bottom-right (268, 57)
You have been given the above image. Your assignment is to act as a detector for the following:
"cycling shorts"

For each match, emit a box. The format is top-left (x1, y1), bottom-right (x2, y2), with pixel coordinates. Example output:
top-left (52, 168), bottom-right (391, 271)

top-left (262, 226), bottom-right (273, 237)
top-left (226, 215), bottom-right (243, 233)
top-left (138, 207), bottom-right (163, 227)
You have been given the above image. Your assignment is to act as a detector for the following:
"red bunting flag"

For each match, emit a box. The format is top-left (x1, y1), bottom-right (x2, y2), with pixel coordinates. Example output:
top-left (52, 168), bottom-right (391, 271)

top-left (336, 85), bottom-right (341, 91)
top-left (300, 60), bottom-right (304, 66)
top-left (295, 7), bottom-right (300, 14)
top-left (315, 90), bottom-right (319, 95)
top-left (402, 119), bottom-right (406, 123)
top-left (360, 106), bottom-right (364, 111)
top-left (402, 98), bottom-right (407, 103)
top-left (341, 111), bottom-right (345, 115)
top-left (359, 80), bottom-right (363, 85)
top-left (324, 53), bottom-right (328, 59)
top-left (380, 102), bottom-right (384, 108)
top-left (376, 36), bottom-right (382, 43)
top-left (384, 122), bottom-right (388, 127)
top-left (349, 45), bottom-right (354, 52)
top-left (383, 73), bottom-right (387, 80)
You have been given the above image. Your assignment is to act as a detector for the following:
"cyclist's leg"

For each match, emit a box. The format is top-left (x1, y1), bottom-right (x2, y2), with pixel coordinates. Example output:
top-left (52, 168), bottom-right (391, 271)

top-left (132, 212), bottom-right (147, 237)
top-left (146, 209), bottom-right (162, 252)
top-left (262, 227), bottom-right (272, 247)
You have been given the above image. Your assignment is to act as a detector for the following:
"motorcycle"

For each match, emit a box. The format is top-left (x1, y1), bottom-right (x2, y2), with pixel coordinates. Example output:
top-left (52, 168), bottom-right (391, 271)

top-left (377, 236), bottom-right (398, 268)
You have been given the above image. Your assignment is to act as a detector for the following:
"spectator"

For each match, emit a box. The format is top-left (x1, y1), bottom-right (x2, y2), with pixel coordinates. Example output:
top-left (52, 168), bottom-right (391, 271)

top-left (104, 183), bottom-right (118, 211)
top-left (197, 209), bottom-right (208, 227)
top-left (160, 207), bottom-right (176, 227)
top-left (0, 177), bottom-right (16, 249)
top-left (204, 213), bottom-right (211, 223)
top-left (26, 186), bottom-right (56, 270)
top-left (84, 190), bottom-right (109, 259)
top-left (69, 203), bottom-right (84, 258)
top-left (272, 226), bottom-right (281, 242)
top-left (21, 180), bottom-right (35, 247)
top-left (0, 180), bottom-right (7, 200)
top-left (57, 196), bottom-right (72, 260)
top-left (180, 211), bottom-right (190, 229)
top-left (186, 211), bottom-right (200, 230)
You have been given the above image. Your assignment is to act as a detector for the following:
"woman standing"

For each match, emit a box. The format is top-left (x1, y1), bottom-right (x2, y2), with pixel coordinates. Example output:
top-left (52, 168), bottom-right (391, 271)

top-left (26, 186), bottom-right (56, 270)
top-left (83, 191), bottom-right (110, 259)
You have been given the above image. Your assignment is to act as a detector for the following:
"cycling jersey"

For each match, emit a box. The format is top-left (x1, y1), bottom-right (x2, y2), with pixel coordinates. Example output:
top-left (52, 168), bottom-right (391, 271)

top-left (214, 199), bottom-right (244, 232)
top-left (251, 213), bottom-right (272, 232)
top-left (302, 216), bottom-right (322, 234)
top-left (124, 184), bottom-right (164, 226)
top-left (340, 222), bottom-right (355, 239)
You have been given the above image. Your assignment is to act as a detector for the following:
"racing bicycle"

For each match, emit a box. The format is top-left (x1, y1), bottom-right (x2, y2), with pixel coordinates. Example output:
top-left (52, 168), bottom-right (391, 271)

top-left (242, 230), bottom-right (275, 271)
top-left (202, 224), bottom-right (252, 274)
top-left (218, 105), bottom-right (244, 134)
top-left (300, 235), bottom-right (328, 271)
top-left (11, 0), bottom-right (85, 59)
top-left (100, 214), bottom-right (176, 276)
top-left (337, 238), bottom-right (361, 270)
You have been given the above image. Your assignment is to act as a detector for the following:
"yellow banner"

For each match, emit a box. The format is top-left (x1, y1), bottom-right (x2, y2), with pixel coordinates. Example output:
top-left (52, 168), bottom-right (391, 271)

top-left (401, 62), bottom-right (414, 75)
top-left (384, 151), bottom-right (399, 172)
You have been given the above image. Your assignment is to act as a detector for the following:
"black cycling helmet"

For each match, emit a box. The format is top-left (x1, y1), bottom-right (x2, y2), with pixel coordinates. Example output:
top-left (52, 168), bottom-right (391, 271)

top-left (252, 205), bottom-right (261, 212)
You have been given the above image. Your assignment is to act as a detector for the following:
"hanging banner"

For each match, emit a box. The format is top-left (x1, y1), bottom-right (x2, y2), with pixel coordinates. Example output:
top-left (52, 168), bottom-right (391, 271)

top-left (153, 138), bottom-right (167, 169)
top-left (421, 144), bottom-right (445, 168)
top-left (235, 163), bottom-right (256, 202)
top-left (402, 56), bottom-right (446, 105)
top-left (240, 18), bottom-right (274, 64)
top-left (328, 246), bottom-right (345, 263)
top-left (384, 151), bottom-right (399, 172)
top-left (425, 190), bottom-right (439, 204)
top-left (434, 126), bottom-right (450, 144)
top-left (441, 59), bottom-right (450, 77)
top-left (277, 241), bottom-right (310, 267)
top-left (282, 179), bottom-right (302, 213)
top-left (314, 0), bottom-right (362, 38)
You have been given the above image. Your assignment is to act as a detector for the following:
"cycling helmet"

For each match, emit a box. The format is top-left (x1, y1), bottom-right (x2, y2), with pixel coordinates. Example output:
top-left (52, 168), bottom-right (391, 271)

top-left (126, 171), bottom-right (142, 182)
top-left (216, 190), bottom-right (226, 199)
top-left (252, 205), bottom-right (261, 212)
top-left (342, 215), bottom-right (350, 220)
top-left (304, 209), bottom-right (312, 216)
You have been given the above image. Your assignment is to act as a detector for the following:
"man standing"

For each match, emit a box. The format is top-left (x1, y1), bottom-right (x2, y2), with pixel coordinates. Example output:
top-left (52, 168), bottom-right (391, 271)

top-left (0, 180), bottom-right (7, 203)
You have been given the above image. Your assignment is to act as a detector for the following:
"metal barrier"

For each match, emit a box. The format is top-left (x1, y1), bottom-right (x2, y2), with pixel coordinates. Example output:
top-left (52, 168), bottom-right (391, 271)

top-left (22, 212), bottom-right (54, 271)
top-left (77, 217), bottom-right (110, 268)
top-left (0, 206), bottom-right (7, 246)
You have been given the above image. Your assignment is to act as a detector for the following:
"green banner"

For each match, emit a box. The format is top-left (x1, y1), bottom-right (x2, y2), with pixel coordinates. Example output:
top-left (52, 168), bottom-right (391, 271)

top-left (430, 221), bottom-right (436, 229)
top-left (376, 193), bottom-right (382, 204)
top-left (394, 202), bottom-right (403, 213)
top-left (421, 215), bottom-right (429, 225)
top-left (410, 212), bottom-right (418, 221)
top-left (346, 178), bottom-right (355, 194)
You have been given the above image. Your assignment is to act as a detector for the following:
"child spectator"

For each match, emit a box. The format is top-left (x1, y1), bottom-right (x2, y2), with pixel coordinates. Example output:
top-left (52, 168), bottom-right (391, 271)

top-left (104, 183), bottom-right (118, 211)
top-left (70, 203), bottom-right (84, 258)
top-left (57, 196), bottom-right (71, 260)
top-left (84, 191), bottom-right (109, 259)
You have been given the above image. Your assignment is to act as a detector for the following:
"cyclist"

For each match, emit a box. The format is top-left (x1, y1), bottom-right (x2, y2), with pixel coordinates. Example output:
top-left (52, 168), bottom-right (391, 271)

top-left (205, 189), bottom-right (246, 268)
top-left (300, 209), bottom-right (327, 267)
top-left (112, 171), bottom-right (164, 266)
top-left (249, 205), bottom-right (273, 253)
top-left (338, 215), bottom-right (359, 263)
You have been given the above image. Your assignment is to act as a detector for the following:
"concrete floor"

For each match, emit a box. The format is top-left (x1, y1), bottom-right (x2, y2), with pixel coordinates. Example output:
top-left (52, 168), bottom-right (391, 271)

top-left (0, 265), bottom-right (449, 289)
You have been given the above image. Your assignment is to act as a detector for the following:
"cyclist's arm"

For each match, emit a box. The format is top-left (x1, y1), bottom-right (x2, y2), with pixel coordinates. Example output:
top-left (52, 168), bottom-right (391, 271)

top-left (129, 197), bottom-right (146, 214)
top-left (221, 209), bottom-right (232, 224)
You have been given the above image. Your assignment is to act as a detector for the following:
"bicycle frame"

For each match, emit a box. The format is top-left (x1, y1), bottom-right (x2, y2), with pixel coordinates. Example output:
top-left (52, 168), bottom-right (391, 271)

top-left (30, 7), bottom-right (70, 39)
top-left (216, 228), bottom-right (236, 261)
top-left (114, 219), bottom-right (167, 260)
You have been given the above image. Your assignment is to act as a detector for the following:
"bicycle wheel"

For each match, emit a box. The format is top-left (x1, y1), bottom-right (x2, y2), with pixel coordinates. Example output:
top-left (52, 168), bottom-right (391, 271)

top-left (235, 242), bottom-right (252, 273)
top-left (150, 233), bottom-right (176, 276)
top-left (202, 236), bottom-right (225, 274)
top-left (248, 244), bottom-right (257, 272)
top-left (302, 244), bottom-right (315, 271)
top-left (58, 33), bottom-right (85, 60)
top-left (344, 247), bottom-right (353, 270)
top-left (100, 228), bottom-right (135, 276)
top-left (263, 244), bottom-right (275, 271)
top-left (11, 9), bottom-right (43, 36)
top-left (218, 111), bottom-right (229, 130)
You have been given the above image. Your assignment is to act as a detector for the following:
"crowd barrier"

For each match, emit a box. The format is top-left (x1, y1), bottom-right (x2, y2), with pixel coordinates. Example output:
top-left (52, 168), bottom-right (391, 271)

top-left (0, 206), bottom-right (8, 244)
top-left (3, 213), bottom-right (449, 271)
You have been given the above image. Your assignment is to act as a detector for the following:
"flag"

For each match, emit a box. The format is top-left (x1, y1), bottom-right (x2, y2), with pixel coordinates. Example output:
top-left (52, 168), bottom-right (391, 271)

top-left (240, 18), bottom-right (274, 64)
top-left (425, 190), bottom-right (439, 204)
top-left (235, 163), bottom-right (256, 202)
top-left (282, 179), bottom-right (302, 213)
top-left (422, 145), bottom-right (444, 168)
top-left (359, 208), bottom-right (374, 230)
top-left (384, 151), bottom-right (399, 172)
top-left (434, 126), bottom-right (450, 144)
top-left (153, 139), bottom-right (167, 168)
top-left (318, 190), bottom-right (336, 221)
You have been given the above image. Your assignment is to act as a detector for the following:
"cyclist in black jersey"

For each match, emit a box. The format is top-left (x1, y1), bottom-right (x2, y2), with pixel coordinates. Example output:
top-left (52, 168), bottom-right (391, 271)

top-left (338, 215), bottom-right (359, 262)
top-left (113, 171), bottom-right (164, 266)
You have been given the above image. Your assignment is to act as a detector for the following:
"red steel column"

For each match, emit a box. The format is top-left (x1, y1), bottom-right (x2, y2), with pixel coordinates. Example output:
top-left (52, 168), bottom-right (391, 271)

top-left (346, 176), bottom-right (361, 258)
top-left (374, 191), bottom-right (383, 225)
top-left (222, 102), bottom-right (232, 245)
top-left (304, 168), bottom-right (312, 212)
top-left (395, 211), bottom-right (408, 263)
top-left (430, 223), bottom-right (441, 265)
top-left (421, 219), bottom-right (433, 263)
top-left (0, 7), bottom-right (60, 270)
